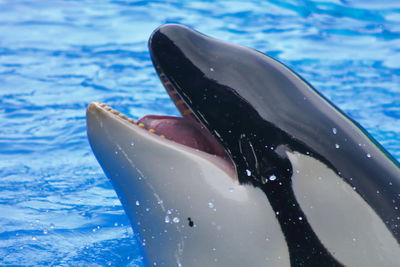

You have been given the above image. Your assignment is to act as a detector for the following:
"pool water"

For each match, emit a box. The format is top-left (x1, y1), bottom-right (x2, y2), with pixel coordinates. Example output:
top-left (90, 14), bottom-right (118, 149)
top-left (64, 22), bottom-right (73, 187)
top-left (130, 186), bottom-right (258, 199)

top-left (0, 0), bottom-right (399, 266)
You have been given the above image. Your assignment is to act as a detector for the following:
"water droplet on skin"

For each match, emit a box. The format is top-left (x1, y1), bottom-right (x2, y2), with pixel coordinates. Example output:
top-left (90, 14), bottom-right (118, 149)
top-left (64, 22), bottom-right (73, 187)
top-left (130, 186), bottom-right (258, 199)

top-left (208, 202), bottom-right (214, 209)
top-left (332, 128), bottom-right (337, 134)
top-left (164, 216), bottom-right (170, 223)
top-left (246, 169), bottom-right (251, 176)
top-left (335, 144), bottom-right (340, 149)
top-left (269, 175), bottom-right (277, 181)
top-left (173, 217), bottom-right (180, 223)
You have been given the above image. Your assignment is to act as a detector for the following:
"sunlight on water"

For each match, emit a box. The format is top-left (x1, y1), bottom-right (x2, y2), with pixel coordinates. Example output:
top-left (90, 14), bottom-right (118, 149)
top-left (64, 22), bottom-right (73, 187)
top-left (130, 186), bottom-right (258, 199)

top-left (0, 0), bottom-right (399, 266)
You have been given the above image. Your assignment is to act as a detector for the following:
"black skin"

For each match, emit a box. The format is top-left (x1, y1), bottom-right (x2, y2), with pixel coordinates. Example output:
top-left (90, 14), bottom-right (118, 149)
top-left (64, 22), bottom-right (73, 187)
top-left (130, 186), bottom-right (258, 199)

top-left (148, 24), bottom-right (400, 266)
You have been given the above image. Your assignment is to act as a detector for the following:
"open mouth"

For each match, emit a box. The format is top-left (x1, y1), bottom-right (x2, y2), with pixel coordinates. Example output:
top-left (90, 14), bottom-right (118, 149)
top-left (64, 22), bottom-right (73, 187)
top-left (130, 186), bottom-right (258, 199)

top-left (92, 83), bottom-right (235, 175)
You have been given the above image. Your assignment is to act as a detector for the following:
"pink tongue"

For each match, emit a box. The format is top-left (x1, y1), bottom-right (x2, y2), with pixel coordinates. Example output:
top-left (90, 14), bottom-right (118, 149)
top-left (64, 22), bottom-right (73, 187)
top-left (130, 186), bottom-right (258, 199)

top-left (137, 115), bottom-right (227, 158)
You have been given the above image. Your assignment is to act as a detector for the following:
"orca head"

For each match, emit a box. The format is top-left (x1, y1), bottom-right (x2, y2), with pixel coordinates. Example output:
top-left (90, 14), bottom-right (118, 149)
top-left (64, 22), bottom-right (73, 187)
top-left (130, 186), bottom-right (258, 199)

top-left (86, 24), bottom-right (291, 265)
top-left (87, 23), bottom-right (400, 266)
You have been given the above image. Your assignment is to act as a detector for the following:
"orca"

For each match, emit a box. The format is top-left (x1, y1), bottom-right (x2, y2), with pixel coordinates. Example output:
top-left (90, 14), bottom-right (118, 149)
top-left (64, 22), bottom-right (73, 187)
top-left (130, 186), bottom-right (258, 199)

top-left (87, 24), bottom-right (400, 266)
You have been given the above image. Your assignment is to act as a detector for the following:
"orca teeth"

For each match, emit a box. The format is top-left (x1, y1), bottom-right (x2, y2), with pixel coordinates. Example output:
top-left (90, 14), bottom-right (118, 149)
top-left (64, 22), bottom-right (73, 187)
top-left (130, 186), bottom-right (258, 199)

top-left (94, 102), bottom-right (168, 138)
top-left (118, 114), bottom-right (128, 120)
top-left (91, 101), bottom-right (231, 162)
top-left (182, 109), bottom-right (192, 115)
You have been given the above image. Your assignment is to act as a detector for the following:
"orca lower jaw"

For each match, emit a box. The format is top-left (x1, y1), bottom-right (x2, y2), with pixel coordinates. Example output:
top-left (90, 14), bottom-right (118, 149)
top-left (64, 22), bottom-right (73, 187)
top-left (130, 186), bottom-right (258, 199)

top-left (88, 102), bottom-right (236, 177)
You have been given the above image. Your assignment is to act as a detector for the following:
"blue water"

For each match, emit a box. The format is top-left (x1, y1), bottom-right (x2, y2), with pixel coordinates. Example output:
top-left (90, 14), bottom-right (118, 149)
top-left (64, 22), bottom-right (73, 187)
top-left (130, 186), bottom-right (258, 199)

top-left (1, 0), bottom-right (399, 266)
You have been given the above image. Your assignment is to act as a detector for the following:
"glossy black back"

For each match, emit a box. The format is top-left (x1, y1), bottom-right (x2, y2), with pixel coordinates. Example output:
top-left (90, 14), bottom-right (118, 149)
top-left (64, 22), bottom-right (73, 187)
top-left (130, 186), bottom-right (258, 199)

top-left (149, 24), bottom-right (400, 265)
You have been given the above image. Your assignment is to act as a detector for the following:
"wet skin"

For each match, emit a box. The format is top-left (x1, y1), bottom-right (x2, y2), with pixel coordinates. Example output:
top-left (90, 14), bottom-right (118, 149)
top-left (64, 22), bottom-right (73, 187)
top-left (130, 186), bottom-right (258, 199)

top-left (149, 24), bottom-right (400, 266)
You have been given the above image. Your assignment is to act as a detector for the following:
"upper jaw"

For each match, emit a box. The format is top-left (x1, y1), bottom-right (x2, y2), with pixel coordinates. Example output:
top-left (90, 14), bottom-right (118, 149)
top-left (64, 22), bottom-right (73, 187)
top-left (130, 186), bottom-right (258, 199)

top-left (148, 24), bottom-right (298, 182)
top-left (148, 24), bottom-right (252, 179)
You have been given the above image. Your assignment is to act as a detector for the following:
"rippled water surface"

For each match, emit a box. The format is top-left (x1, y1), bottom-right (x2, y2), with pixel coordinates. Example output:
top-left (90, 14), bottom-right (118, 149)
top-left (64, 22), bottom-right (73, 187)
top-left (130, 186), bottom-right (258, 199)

top-left (1, 0), bottom-right (399, 266)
